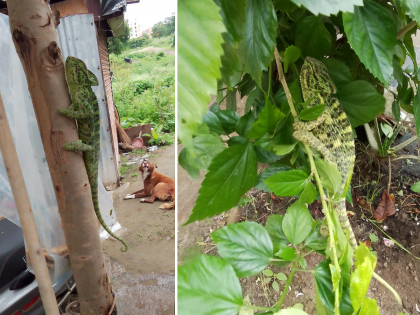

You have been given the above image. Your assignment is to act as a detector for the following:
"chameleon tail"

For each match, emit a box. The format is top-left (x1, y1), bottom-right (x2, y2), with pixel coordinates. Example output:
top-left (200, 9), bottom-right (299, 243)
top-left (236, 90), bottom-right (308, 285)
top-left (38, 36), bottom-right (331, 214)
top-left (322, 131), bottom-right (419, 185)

top-left (91, 182), bottom-right (129, 252)
top-left (335, 198), bottom-right (357, 249)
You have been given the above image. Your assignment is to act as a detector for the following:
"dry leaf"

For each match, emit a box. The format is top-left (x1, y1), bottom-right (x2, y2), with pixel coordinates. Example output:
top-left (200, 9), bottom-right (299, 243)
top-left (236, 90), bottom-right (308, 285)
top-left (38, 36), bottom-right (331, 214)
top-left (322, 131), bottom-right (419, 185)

top-left (373, 190), bottom-right (396, 222)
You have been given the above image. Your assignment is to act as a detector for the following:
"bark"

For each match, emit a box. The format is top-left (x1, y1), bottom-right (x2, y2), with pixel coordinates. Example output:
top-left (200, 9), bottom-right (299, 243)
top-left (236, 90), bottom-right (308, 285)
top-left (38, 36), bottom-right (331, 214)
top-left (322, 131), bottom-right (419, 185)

top-left (6, 1), bottom-right (114, 314)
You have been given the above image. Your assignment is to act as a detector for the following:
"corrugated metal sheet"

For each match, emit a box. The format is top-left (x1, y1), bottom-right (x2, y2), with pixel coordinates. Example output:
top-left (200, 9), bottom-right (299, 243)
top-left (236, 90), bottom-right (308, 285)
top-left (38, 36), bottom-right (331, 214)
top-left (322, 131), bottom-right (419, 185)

top-left (57, 14), bottom-right (119, 188)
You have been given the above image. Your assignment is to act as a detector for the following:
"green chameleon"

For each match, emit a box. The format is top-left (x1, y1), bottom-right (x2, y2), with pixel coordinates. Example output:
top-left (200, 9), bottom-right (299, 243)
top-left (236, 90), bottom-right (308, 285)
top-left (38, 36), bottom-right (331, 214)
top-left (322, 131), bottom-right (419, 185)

top-left (293, 57), bottom-right (357, 249)
top-left (59, 56), bottom-right (128, 252)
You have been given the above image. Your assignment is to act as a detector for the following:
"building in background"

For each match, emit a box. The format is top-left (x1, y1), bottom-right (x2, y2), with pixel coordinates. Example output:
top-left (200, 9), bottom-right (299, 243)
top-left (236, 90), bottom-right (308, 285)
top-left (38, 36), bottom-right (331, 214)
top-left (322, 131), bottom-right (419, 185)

top-left (142, 27), bottom-right (152, 38)
top-left (128, 18), bottom-right (141, 38)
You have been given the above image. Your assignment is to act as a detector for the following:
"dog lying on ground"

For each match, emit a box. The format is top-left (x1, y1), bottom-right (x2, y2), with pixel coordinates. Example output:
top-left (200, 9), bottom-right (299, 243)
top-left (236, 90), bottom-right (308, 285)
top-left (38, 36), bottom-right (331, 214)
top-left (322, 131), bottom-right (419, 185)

top-left (123, 160), bottom-right (175, 210)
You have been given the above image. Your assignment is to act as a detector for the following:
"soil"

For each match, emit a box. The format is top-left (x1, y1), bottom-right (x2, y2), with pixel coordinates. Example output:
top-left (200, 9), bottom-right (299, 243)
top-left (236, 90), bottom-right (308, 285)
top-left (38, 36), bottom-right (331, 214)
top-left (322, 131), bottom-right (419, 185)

top-left (104, 144), bottom-right (175, 315)
top-left (177, 126), bottom-right (420, 314)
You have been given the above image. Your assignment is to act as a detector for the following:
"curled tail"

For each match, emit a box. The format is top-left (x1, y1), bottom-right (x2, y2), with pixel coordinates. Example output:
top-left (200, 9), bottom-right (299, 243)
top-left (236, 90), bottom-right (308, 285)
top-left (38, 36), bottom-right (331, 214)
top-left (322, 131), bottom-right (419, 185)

top-left (335, 198), bottom-right (357, 249)
top-left (91, 183), bottom-right (129, 252)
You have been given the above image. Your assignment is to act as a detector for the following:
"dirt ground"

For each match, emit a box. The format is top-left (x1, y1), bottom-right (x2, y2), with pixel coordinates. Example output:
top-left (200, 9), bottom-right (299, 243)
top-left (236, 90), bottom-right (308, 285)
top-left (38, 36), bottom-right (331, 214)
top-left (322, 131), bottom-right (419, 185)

top-left (177, 126), bottom-right (420, 314)
top-left (103, 144), bottom-right (175, 315)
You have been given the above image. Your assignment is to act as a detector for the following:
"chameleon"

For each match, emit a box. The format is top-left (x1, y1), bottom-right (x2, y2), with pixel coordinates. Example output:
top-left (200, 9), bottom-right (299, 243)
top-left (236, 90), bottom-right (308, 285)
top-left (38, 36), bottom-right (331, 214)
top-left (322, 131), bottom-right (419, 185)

top-left (293, 57), bottom-right (357, 250)
top-left (59, 56), bottom-right (128, 252)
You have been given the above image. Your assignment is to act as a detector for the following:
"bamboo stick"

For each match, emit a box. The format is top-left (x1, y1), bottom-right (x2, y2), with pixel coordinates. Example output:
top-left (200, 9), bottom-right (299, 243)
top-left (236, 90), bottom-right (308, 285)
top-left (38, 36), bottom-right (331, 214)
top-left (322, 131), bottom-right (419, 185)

top-left (0, 92), bottom-right (59, 315)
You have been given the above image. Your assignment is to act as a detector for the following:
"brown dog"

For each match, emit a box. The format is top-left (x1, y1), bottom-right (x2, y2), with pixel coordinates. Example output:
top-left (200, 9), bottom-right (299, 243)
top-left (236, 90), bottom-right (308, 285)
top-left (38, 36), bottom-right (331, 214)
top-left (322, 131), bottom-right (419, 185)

top-left (123, 160), bottom-right (175, 209)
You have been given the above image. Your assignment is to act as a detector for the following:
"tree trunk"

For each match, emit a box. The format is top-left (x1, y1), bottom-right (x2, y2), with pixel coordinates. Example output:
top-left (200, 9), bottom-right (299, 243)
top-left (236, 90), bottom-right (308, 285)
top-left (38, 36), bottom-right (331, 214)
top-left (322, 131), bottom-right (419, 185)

top-left (6, 1), bottom-right (114, 314)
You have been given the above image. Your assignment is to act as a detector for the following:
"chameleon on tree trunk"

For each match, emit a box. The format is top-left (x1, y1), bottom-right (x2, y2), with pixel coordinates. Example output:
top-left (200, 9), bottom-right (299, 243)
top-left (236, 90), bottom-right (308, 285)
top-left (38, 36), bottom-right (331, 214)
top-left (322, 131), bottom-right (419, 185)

top-left (59, 56), bottom-right (128, 252)
top-left (294, 57), bottom-right (357, 249)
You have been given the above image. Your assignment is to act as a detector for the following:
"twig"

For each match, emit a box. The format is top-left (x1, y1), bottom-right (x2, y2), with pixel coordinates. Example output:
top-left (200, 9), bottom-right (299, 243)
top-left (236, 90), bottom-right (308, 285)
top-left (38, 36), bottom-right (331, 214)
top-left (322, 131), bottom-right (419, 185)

top-left (391, 155), bottom-right (420, 162)
top-left (274, 47), bottom-right (297, 117)
top-left (387, 155), bottom-right (391, 194)
top-left (397, 21), bottom-right (418, 39)
top-left (401, 194), bottom-right (420, 207)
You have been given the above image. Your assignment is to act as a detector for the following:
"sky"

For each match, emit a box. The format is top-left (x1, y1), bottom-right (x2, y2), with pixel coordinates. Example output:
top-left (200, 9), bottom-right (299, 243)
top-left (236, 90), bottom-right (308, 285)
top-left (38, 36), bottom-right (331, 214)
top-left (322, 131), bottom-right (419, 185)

top-left (125, 0), bottom-right (176, 32)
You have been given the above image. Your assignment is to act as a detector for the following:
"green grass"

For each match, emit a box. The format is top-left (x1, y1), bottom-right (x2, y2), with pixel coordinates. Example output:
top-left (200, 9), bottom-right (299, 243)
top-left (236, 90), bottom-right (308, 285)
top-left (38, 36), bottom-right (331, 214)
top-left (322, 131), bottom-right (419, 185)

top-left (110, 36), bottom-right (175, 132)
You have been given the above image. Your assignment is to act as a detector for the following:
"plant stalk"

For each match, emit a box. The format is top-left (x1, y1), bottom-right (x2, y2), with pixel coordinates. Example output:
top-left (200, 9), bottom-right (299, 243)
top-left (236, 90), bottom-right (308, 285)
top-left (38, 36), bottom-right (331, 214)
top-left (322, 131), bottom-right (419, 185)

top-left (275, 259), bottom-right (298, 310)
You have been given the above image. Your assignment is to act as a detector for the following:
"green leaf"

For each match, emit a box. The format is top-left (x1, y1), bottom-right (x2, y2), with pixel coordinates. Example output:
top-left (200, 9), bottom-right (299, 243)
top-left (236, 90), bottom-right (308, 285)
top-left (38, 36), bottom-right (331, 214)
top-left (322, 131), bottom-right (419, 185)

top-left (214, 0), bottom-right (245, 43)
top-left (299, 257), bottom-right (307, 269)
top-left (186, 134), bottom-right (226, 171)
top-left (255, 145), bottom-right (282, 164)
top-left (178, 0), bottom-right (225, 150)
top-left (369, 233), bottom-right (378, 243)
top-left (214, 110), bottom-right (240, 134)
top-left (405, 0), bottom-right (420, 23)
top-left (295, 16), bottom-right (331, 59)
top-left (275, 246), bottom-right (296, 261)
top-left (272, 280), bottom-right (280, 292)
top-left (350, 244), bottom-right (376, 311)
top-left (343, 0), bottom-right (397, 84)
top-left (273, 143), bottom-right (297, 156)
top-left (411, 181), bottom-right (420, 193)
top-left (240, 0), bottom-right (277, 86)
top-left (265, 214), bottom-right (290, 254)
top-left (288, 0), bottom-right (363, 16)
top-left (239, 295), bottom-right (253, 315)
top-left (274, 307), bottom-right (310, 315)
top-left (179, 147), bottom-right (200, 180)
top-left (282, 201), bottom-right (313, 245)
top-left (228, 136), bottom-right (248, 147)
top-left (304, 221), bottom-right (328, 251)
top-left (314, 159), bottom-right (342, 195)
top-left (359, 298), bottom-right (380, 315)
top-left (264, 170), bottom-right (308, 197)
top-left (276, 273), bottom-right (287, 281)
top-left (178, 255), bottom-right (243, 315)
top-left (313, 260), bottom-right (335, 313)
top-left (212, 222), bottom-right (273, 277)
top-left (380, 123), bottom-right (393, 138)
top-left (255, 164), bottom-right (291, 192)
top-left (263, 269), bottom-right (273, 277)
top-left (392, 100), bottom-right (401, 122)
top-left (336, 80), bottom-right (385, 128)
top-left (226, 88), bottom-right (237, 111)
top-left (248, 101), bottom-right (285, 139)
top-left (413, 92), bottom-right (420, 138)
top-left (284, 45), bottom-right (301, 73)
top-left (236, 111), bottom-right (256, 138)
top-left (186, 143), bottom-right (257, 224)
top-left (298, 104), bottom-right (325, 121)
top-left (244, 89), bottom-right (258, 113)
top-left (202, 111), bottom-right (225, 135)
top-left (330, 264), bottom-right (340, 291)
top-left (299, 182), bottom-right (317, 205)
top-left (345, 185), bottom-right (353, 206)
top-left (321, 58), bottom-right (353, 91)
top-left (220, 37), bottom-right (242, 88)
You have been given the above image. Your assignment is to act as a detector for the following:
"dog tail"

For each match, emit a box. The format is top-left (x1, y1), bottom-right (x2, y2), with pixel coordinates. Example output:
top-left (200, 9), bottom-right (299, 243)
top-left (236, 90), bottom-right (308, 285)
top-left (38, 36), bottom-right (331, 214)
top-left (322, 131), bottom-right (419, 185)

top-left (159, 192), bottom-right (175, 210)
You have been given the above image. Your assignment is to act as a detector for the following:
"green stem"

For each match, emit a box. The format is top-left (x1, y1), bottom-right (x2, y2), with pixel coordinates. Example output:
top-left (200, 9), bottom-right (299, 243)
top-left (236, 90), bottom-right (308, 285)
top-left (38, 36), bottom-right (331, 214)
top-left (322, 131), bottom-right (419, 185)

top-left (372, 272), bottom-right (402, 307)
top-left (270, 258), bottom-right (287, 262)
top-left (275, 259), bottom-right (298, 310)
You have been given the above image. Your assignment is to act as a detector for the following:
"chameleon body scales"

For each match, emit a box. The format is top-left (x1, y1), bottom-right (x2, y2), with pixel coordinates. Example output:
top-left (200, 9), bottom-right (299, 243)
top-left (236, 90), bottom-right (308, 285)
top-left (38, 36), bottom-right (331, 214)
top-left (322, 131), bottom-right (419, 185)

top-left (59, 56), bottom-right (128, 252)
top-left (294, 57), bottom-right (357, 249)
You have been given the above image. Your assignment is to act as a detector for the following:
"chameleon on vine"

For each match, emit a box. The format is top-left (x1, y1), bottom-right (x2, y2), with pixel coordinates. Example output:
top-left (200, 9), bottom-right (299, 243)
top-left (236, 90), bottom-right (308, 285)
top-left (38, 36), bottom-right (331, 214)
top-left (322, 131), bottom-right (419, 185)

top-left (59, 56), bottom-right (128, 252)
top-left (293, 57), bottom-right (357, 249)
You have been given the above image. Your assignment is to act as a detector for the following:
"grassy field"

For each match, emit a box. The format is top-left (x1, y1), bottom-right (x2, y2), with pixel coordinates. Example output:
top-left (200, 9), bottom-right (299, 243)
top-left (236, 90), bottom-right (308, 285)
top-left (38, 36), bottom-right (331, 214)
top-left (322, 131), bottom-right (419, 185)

top-left (110, 36), bottom-right (175, 133)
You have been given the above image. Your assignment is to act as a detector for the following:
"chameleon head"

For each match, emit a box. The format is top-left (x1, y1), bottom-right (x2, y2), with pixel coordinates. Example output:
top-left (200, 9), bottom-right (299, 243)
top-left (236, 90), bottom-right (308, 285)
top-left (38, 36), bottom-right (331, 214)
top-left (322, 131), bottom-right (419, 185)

top-left (300, 57), bottom-right (336, 105)
top-left (65, 56), bottom-right (99, 87)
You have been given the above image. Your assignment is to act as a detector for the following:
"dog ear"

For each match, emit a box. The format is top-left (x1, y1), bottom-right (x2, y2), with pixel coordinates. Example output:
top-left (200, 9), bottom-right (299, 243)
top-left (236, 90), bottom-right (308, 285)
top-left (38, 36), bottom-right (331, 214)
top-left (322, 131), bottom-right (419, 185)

top-left (155, 164), bottom-right (158, 168)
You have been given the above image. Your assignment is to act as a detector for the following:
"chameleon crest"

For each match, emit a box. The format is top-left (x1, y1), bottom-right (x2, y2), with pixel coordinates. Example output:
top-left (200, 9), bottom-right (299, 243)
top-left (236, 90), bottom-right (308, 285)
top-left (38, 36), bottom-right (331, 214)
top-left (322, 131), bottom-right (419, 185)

top-left (294, 57), bottom-right (357, 249)
top-left (59, 56), bottom-right (128, 252)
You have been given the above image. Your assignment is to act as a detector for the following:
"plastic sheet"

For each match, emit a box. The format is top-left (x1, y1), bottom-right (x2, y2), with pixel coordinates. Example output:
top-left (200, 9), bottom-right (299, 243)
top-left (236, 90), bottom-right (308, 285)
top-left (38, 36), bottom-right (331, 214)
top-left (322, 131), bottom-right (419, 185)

top-left (0, 13), bottom-right (121, 282)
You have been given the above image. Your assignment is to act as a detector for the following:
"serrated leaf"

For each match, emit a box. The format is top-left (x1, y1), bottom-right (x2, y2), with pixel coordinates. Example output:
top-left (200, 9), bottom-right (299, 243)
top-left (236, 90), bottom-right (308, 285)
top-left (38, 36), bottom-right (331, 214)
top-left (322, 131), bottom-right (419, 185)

top-left (315, 159), bottom-right (342, 195)
top-left (369, 233), bottom-right (378, 243)
top-left (255, 164), bottom-right (291, 192)
top-left (263, 269), bottom-right (274, 277)
top-left (322, 58), bottom-right (353, 91)
top-left (178, 255), bottom-right (243, 315)
top-left (220, 37), bottom-right (242, 88)
top-left (240, 0), bottom-right (277, 86)
top-left (272, 280), bottom-right (280, 292)
top-left (212, 222), bottom-right (273, 277)
top-left (411, 181), bottom-right (420, 193)
top-left (264, 170), bottom-right (308, 197)
top-left (248, 101), bottom-right (285, 139)
top-left (245, 89), bottom-right (258, 113)
top-left (228, 136), bottom-right (248, 147)
top-left (405, 0), bottom-right (420, 23)
top-left (215, 110), bottom-right (240, 134)
top-left (295, 16), bottom-right (331, 59)
top-left (239, 295), bottom-right (253, 315)
top-left (255, 145), bottom-right (282, 164)
top-left (178, 0), bottom-right (225, 150)
top-left (179, 147), bottom-right (200, 180)
top-left (299, 257), bottom-right (307, 269)
top-left (226, 88), bottom-right (238, 111)
top-left (284, 45), bottom-right (301, 73)
top-left (265, 214), bottom-right (290, 254)
top-left (336, 80), bottom-right (385, 128)
top-left (304, 221), bottom-right (328, 251)
top-left (202, 111), bottom-right (225, 135)
top-left (298, 104), bottom-right (325, 121)
top-left (186, 134), bottom-right (226, 171)
top-left (343, 0), bottom-right (397, 85)
top-left (289, 0), bottom-right (363, 16)
top-left (275, 246), bottom-right (296, 261)
top-left (186, 143), bottom-right (257, 224)
top-left (214, 0), bottom-right (245, 43)
top-left (276, 273), bottom-right (287, 281)
top-left (236, 111), bottom-right (256, 138)
top-left (282, 201), bottom-right (313, 245)
top-left (299, 182), bottom-right (317, 205)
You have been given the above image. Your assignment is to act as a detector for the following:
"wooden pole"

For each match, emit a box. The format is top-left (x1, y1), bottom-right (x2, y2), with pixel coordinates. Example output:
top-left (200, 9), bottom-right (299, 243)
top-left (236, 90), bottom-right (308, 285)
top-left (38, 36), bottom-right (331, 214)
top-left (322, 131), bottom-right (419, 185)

top-left (0, 92), bottom-right (59, 315)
